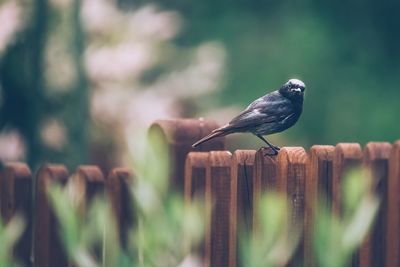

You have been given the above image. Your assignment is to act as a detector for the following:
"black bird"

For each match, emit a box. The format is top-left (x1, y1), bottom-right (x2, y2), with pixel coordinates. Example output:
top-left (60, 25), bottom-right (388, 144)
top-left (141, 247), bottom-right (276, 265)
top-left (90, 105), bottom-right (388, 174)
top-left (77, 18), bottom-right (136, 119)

top-left (192, 79), bottom-right (306, 155)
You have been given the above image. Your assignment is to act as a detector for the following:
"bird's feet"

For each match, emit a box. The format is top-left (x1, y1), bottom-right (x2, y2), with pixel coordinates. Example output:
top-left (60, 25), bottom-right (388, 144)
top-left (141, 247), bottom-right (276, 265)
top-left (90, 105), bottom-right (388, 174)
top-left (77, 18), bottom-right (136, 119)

top-left (272, 145), bottom-right (281, 151)
top-left (260, 146), bottom-right (279, 156)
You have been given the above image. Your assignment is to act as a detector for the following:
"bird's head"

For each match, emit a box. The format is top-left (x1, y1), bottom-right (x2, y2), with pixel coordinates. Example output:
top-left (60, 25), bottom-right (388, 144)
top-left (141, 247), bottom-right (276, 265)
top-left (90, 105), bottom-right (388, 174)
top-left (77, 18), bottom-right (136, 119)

top-left (279, 79), bottom-right (306, 100)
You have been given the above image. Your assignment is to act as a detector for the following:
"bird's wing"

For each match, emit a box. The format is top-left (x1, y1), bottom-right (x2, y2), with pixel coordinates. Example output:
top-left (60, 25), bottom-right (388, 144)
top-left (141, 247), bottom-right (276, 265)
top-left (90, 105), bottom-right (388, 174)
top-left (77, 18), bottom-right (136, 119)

top-left (227, 96), bottom-right (293, 130)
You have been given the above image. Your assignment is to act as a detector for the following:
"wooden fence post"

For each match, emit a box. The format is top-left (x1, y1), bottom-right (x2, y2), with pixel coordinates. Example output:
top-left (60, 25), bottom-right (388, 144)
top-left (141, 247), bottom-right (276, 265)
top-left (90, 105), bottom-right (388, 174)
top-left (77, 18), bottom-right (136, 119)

top-left (386, 141), bottom-right (400, 267)
top-left (0, 163), bottom-right (32, 267)
top-left (253, 149), bottom-right (278, 230)
top-left (72, 166), bottom-right (105, 213)
top-left (231, 150), bottom-right (256, 235)
top-left (34, 164), bottom-right (69, 267)
top-left (184, 152), bottom-right (209, 204)
top-left (205, 151), bottom-right (234, 267)
top-left (332, 143), bottom-right (363, 215)
top-left (106, 168), bottom-right (134, 248)
top-left (305, 145), bottom-right (335, 267)
top-left (278, 147), bottom-right (308, 267)
top-left (184, 152), bottom-right (209, 256)
top-left (359, 142), bottom-right (392, 267)
top-left (231, 150), bottom-right (256, 267)
top-left (150, 119), bottom-right (225, 192)
top-left (69, 166), bottom-right (105, 265)
top-left (332, 143), bottom-right (363, 267)
top-left (2, 139), bottom-right (400, 267)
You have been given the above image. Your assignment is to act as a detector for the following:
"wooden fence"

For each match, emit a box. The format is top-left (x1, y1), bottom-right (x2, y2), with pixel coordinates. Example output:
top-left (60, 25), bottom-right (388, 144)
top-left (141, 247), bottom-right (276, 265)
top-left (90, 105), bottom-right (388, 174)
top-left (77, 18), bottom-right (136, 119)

top-left (0, 119), bottom-right (399, 267)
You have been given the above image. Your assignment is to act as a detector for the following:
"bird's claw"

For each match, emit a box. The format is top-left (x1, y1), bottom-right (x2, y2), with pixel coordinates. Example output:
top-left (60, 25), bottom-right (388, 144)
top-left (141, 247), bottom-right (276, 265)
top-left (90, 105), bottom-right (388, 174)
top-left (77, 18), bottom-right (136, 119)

top-left (273, 145), bottom-right (281, 151)
top-left (260, 147), bottom-right (279, 156)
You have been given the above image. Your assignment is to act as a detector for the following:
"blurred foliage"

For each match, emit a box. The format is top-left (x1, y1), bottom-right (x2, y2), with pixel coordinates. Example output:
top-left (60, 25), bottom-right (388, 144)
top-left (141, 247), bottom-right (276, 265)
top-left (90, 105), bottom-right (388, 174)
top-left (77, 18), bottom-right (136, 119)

top-left (0, 144), bottom-right (379, 267)
top-left (314, 169), bottom-right (379, 267)
top-left (49, 187), bottom-right (120, 267)
top-left (240, 193), bottom-right (301, 267)
top-left (0, 0), bottom-right (226, 169)
top-left (239, 168), bottom-right (378, 267)
top-left (48, 130), bottom-right (204, 267)
top-left (0, 215), bottom-right (25, 267)
top-left (0, 0), bottom-right (389, 265)
top-left (128, 130), bottom-right (204, 266)
top-left (0, 0), bottom-right (88, 168)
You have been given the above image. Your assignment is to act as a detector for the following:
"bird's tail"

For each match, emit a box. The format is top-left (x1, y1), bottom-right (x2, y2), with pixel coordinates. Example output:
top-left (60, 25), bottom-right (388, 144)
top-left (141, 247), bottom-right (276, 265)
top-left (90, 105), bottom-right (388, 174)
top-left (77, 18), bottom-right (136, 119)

top-left (192, 126), bottom-right (231, 148)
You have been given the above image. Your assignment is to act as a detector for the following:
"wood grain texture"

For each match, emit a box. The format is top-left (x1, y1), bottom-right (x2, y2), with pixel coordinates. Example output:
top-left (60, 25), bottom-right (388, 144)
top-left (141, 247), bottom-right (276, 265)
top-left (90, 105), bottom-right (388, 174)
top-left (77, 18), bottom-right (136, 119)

top-left (0, 163), bottom-right (31, 220)
top-left (253, 149), bottom-right (278, 231)
top-left (0, 138), bottom-right (399, 267)
top-left (69, 166), bottom-right (105, 266)
top-left (332, 143), bottom-right (363, 267)
top-left (332, 143), bottom-right (363, 215)
top-left (386, 141), bottom-right (400, 267)
top-left (278, 147), bottom-right (308, 267)
top-left (231, 150), bottom-right (256, 267)
top-left (184, 152), bottom-right (209, 204)
top-left (150, 119), bottom-right (224, 192)
top-left (359, 142), bottom-right (391, 267)
top-left (106, 168), bottom-right (134, 248)
top-left (72, 166), bottom-right (105, 214)
top-left (34, 164), bottom-right (69, 267)
top-left (205, 151), bottom-right (234, 267)
top-left (0, 163), bottom-right (32, 267)
top-left (305, 145), bottom-right (335, 267)
top-left (184, 151), bottom-right (209, 256)
top-left (231, 150), bottom-right (256, 233)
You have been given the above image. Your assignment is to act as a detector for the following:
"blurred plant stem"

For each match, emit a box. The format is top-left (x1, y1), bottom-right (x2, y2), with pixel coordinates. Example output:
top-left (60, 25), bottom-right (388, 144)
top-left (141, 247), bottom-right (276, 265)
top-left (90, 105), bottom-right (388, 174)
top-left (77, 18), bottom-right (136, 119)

top-left (240, 168), bottom-right (379, 267)
top-left (48, 129), bottom-right (204, 267)
top-left (240, 193), bottom-right (301, 267)
top-left (313, 169), bottom-right (379, 267)
top-left (0, 215), bottom-right (25, 267)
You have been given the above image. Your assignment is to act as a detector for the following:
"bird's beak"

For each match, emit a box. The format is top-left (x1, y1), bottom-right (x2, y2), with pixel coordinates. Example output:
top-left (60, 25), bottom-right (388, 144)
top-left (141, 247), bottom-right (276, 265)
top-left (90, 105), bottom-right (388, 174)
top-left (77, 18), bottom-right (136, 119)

top-left (292, 88), bottom-right (302, 93)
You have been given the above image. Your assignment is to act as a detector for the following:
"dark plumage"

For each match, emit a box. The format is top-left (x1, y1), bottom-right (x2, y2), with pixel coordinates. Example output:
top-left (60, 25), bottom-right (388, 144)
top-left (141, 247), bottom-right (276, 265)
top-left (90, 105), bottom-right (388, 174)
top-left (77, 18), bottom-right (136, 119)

top-left (192, 79), bottom-right (306, 155)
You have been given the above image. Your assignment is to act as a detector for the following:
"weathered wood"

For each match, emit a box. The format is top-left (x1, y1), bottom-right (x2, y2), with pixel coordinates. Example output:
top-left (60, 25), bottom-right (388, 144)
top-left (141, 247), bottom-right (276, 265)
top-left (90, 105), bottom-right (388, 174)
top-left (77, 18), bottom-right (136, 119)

top-left (253, 149), bottom-right (278, 230)
top-left (332, 143), bottom-right (363, 214)
top-left (70, 166), bottom-right (105, 216)
top-left (106, 168), bottom-right (134, 248)
top-left (386, 141), bottom-right (400, 267)
top-left (359, 142), bottom-right (392, 267)
top-left (0, 163), bottom-right (32, 267)
top-left (231, 150), bottom-right (256, 267)
top-left (304, 145), bottom-right (335, 267)
top-left (184, 152), bottom-right (209, 256)
top-left (231, 150), bottom-right (256, 233)
top-left (0, 137), bottom-right (399, 267)
top-left (205, 151), bottom-right (234, 267)
top-left (0, 163), bottom-right (31, 221)
top-left (70, 166), bottom-right (105, 265)
top-left (332, 143), bottom-right (363, 267)
top-left (184, 152), bottom-right (209, 203)
top-left (34, 164), bottom-right (69, 267)
top-left (278, 147), bottom-right (308, 267)
top-left (150, 119), bottom-right (224, 192)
